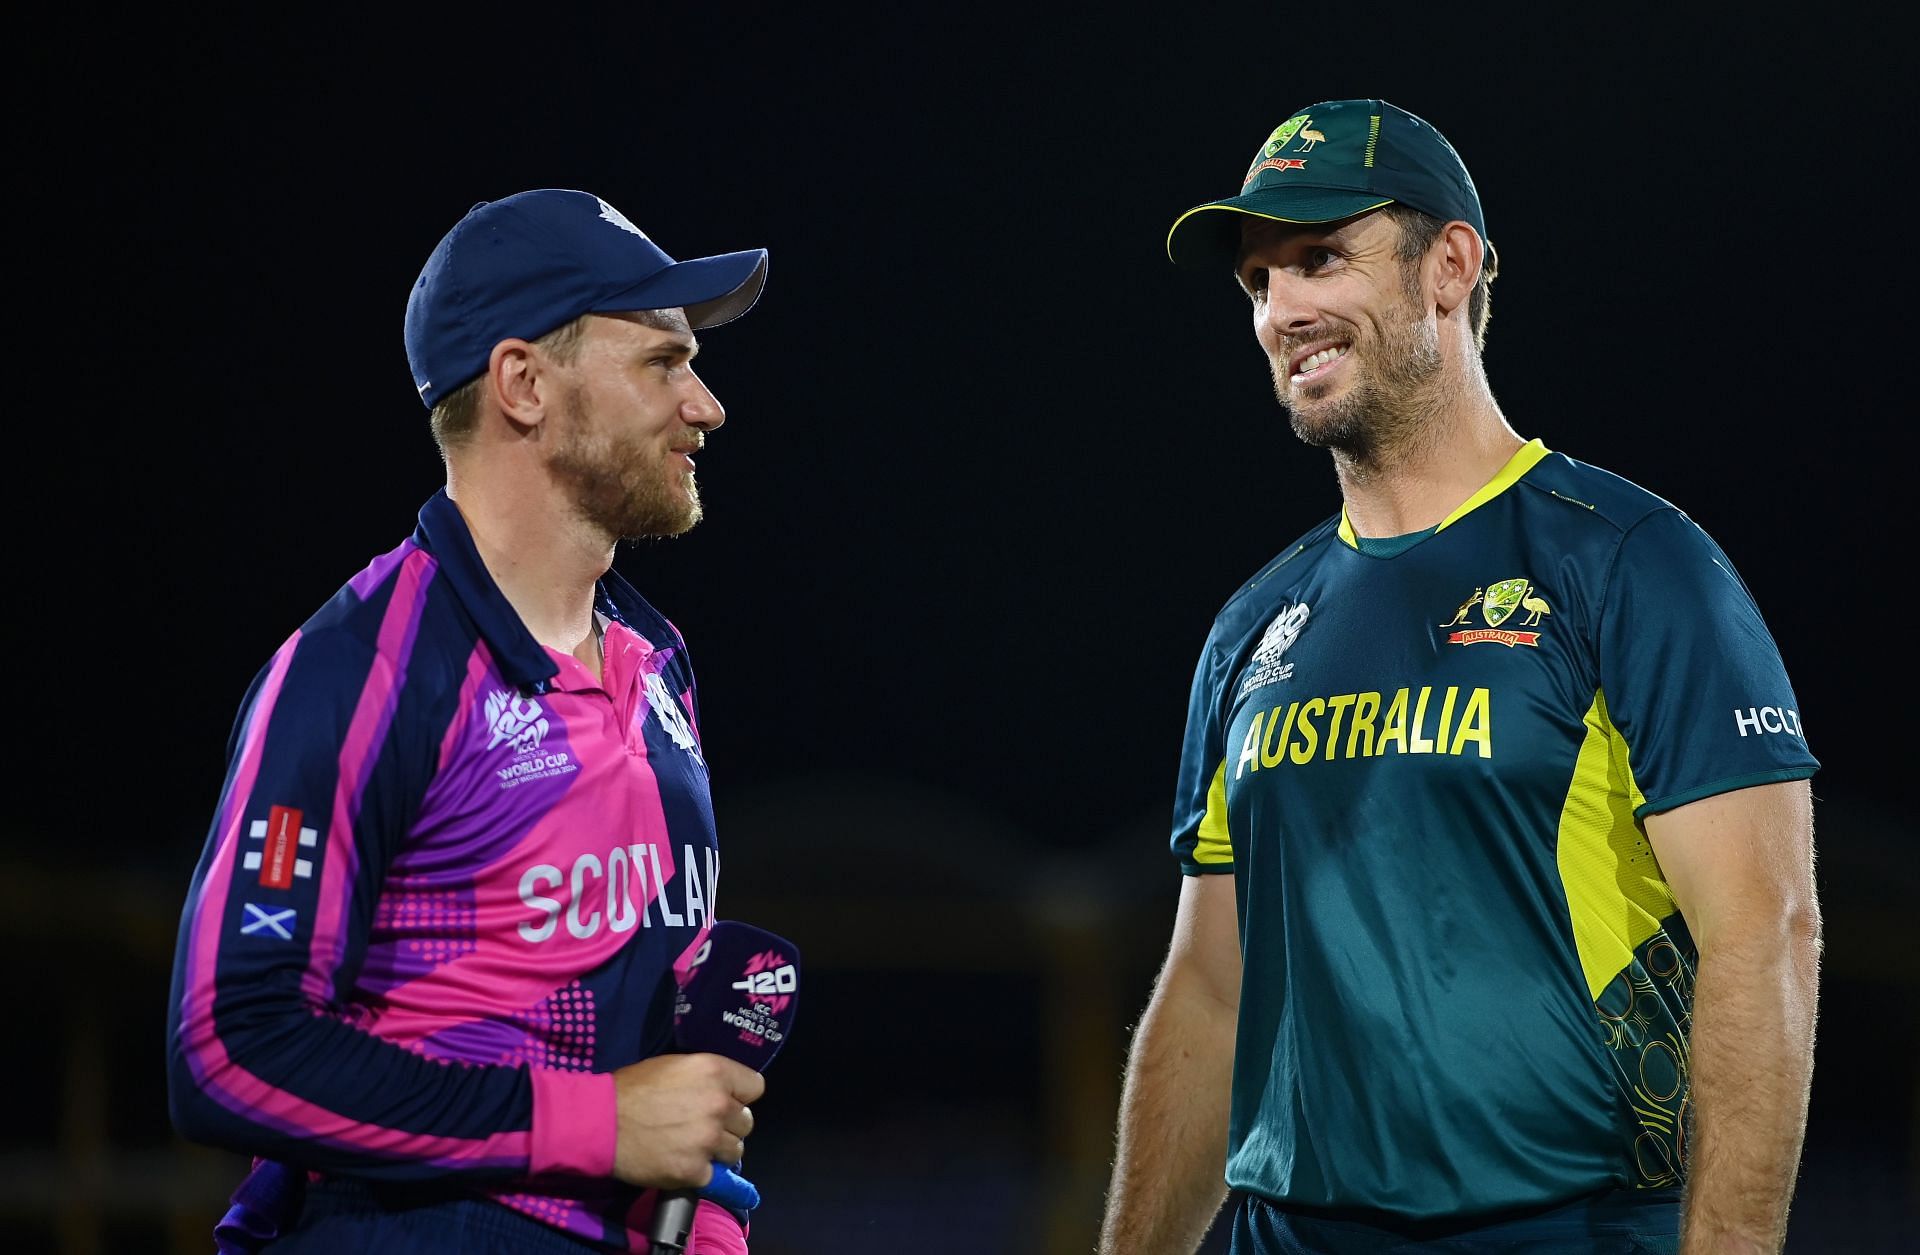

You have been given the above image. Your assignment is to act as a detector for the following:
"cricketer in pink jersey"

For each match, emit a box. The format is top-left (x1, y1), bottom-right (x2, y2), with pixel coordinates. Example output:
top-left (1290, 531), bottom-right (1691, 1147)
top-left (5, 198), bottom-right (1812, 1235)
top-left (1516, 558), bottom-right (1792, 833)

top-left (168, 189), bottom-right (772, 1254)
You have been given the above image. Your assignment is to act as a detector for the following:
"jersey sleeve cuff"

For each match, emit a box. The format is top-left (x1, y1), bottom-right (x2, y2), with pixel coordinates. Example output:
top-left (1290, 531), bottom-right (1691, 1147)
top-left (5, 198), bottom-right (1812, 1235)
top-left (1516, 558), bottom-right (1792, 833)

top-left (1634, 764), bottom-right (1819, 819)
top-left (529, 1068), bottom-right (617, 1178)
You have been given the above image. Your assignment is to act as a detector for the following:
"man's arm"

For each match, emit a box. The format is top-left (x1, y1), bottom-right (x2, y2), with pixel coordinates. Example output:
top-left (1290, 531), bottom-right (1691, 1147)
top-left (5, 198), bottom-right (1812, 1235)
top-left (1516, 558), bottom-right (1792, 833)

top-left (1099, 872), bottom-right (1242, 1255)
top-left (1644, 779), bottom-right (1820, 1255)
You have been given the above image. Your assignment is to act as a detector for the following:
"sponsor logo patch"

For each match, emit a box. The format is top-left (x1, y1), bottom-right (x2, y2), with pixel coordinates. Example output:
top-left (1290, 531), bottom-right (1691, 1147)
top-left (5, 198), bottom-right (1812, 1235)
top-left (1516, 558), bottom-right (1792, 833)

top-left (245, 806), bottom-right (317, 888)
top-left (1734, 706), bottom-right (1804, 739)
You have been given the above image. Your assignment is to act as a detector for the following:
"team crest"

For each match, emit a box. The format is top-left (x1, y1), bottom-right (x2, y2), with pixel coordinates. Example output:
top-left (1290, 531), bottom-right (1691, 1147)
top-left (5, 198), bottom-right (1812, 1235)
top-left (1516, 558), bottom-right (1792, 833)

top-left (1442, 578), bottom-right (1550, 647)
top-left (1482, 578), bottom-right (1530, 627)
top-left (1243, 115), bottom-right (1314, 186)
top-left (645, 670), bottom-right (705, 766)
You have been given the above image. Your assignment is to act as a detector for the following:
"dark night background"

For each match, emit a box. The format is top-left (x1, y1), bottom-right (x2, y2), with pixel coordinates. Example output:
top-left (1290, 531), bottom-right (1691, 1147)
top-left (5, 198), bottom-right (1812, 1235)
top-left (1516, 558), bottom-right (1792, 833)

top-left (8, 7), bottom-right (1912, 1253)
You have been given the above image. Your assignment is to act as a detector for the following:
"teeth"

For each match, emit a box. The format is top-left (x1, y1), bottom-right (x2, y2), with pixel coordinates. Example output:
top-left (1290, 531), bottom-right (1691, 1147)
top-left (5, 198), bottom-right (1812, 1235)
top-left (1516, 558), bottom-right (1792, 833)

top-left (1295, 346), bottom-right (1348, 376)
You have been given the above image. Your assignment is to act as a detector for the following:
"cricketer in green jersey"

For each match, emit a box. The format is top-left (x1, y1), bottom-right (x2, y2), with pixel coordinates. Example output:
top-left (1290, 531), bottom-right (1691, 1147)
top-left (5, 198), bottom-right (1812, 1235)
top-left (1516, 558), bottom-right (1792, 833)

top-left (1098, 100), bottom-right (1820, 1255)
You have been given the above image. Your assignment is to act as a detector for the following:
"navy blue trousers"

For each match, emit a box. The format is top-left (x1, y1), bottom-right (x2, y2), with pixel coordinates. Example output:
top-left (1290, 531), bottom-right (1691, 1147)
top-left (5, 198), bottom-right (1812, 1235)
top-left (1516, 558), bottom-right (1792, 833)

top-left (268, 1178), bottom-right (608, 1254)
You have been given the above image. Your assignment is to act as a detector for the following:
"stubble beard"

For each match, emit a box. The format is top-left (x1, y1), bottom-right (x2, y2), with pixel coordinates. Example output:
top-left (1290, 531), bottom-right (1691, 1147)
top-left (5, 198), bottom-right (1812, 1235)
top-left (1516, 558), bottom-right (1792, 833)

top-left (1274, 287), bottom-right (1446, 472)
top-left (547, 388), bottom-right (702, 542)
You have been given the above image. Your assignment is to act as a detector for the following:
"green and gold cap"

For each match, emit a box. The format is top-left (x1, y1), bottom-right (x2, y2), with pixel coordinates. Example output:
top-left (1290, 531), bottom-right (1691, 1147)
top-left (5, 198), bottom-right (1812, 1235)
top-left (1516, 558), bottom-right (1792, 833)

top-left (1165, 99), bottom-right (1486, 268)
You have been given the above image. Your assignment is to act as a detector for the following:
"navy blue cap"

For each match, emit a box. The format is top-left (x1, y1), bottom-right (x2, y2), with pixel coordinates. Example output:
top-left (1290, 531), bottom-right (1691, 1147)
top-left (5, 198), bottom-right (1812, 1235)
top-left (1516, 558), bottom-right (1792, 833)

top-left (404, 189), bottom-right (768, 408)
top-left (1166, 100), bottom-right (1485, 270)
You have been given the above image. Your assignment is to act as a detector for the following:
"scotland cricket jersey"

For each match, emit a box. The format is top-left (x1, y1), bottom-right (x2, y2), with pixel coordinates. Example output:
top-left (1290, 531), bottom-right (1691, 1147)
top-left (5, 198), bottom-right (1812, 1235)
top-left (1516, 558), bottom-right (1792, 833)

top-left (168, 490), bottom-right (737, 1251)
top-left (1170, 441), bottom-right (1818, 1218)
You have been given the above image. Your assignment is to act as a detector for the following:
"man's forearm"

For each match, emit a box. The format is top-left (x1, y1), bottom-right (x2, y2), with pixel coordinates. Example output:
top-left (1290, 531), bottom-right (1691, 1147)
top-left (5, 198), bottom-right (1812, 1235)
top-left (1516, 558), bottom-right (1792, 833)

top-left (1681, 909), bottom-right (1822, 1253)
top-left (1098, 978), bottom-right (1236, 1255)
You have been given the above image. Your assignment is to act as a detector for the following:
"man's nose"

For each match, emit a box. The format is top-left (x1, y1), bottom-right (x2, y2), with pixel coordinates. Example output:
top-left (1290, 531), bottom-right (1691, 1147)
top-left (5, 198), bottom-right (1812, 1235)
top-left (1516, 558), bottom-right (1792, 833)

top-left (682, 371), bottom-right (726, 431)
top-left (1257, 271), bottom-right (1319, 339)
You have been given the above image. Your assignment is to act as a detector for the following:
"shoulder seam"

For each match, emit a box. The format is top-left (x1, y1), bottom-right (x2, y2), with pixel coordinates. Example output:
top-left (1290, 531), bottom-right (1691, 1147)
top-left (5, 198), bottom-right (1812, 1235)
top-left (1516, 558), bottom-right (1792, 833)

top-left (1516, 476), bottom-right (1672, 538)
top-left (1218, 517), bottom-right (1339, 619)
top-left (1594, 505), bottom-right (1687, 663)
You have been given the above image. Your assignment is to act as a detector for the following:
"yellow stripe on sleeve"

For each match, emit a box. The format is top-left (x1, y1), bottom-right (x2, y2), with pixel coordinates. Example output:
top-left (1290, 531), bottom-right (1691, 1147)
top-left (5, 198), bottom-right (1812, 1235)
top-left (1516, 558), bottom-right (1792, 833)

top-left (1555, 689), bottom-right (1678, 999)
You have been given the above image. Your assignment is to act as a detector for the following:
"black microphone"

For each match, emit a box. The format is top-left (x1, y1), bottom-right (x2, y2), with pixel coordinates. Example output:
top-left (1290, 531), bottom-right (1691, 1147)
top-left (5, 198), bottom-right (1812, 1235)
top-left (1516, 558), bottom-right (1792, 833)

top-left (647, 921), bottom-right (800, 1255)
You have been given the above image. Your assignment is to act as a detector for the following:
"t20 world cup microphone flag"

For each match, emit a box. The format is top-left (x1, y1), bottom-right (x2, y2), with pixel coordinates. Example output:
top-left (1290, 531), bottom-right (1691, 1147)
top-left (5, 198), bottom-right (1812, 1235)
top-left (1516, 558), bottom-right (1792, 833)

top-left (649, 921), bottom-right (801, 1255)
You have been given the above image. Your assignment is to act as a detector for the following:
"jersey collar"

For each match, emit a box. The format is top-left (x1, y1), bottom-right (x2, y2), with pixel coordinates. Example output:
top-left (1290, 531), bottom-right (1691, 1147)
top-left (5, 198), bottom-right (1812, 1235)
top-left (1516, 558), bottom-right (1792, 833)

top-left (414, 490), bottom-right (667, 693)
top-left (413, 489), bottom-right (559, 691)
top-left (1337, 438), bottom-right (1552, 549)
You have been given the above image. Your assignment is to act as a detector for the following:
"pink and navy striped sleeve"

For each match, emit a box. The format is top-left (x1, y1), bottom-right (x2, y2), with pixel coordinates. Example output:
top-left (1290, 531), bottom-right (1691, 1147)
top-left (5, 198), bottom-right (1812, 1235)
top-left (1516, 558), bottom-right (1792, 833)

top-left (165, 545), bottom-right (615, 1181)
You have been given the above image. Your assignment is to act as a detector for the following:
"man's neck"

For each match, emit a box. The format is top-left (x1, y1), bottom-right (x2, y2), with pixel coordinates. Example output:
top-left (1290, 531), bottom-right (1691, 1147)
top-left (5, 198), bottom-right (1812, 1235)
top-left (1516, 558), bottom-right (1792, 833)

top-left (1332, 384), bottom-right (1523, 539)
top-left (444, 472), bottom-right (611, 672)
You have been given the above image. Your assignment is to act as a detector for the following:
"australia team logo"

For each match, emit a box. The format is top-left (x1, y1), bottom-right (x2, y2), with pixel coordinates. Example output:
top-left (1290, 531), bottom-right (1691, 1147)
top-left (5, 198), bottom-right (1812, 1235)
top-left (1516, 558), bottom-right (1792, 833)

top-left (1441, 577), bottom-right (1551, 647)
top-left (1242, 114), bottom-right (1321, 187)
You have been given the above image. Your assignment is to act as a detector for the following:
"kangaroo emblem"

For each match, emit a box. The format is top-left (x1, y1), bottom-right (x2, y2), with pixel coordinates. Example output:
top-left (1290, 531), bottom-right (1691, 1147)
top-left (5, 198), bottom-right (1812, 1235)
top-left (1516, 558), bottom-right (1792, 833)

top-left (1519, 594), bottom-right (1552, 627)
top-left (1440, 588), bottom-right (1483, 627)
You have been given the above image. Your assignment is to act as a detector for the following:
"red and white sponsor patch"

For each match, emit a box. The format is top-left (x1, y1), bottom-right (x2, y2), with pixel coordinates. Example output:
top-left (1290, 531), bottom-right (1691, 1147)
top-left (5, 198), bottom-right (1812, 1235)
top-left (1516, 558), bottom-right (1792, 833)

top-left (246, 805), bottom-right (318, 888)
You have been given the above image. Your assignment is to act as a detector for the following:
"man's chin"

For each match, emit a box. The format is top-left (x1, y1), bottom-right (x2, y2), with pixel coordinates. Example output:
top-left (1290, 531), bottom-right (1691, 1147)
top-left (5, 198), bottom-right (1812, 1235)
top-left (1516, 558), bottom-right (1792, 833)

top-left (617, 502), bottom-right (701, 542)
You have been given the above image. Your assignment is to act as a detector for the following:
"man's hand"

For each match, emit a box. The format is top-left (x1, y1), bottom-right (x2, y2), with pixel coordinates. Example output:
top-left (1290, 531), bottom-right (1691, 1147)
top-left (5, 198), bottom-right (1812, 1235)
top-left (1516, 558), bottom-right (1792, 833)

top-left (611, 1054), bottom-right (764, 1189)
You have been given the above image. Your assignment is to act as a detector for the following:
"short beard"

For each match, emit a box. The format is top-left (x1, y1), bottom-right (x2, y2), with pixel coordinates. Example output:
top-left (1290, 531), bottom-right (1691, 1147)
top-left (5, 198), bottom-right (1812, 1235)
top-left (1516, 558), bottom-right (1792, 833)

top-left (1276, 281), bottom-right (1445, 473)
top-left (547, 388), bottom-right (702, 541)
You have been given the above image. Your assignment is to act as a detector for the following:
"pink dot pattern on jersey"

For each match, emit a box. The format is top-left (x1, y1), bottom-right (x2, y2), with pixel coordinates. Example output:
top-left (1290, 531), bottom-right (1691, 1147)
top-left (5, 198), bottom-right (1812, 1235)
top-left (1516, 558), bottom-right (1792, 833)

top-left (499, 1190), bottom-right (573, 1226)
top-left (495, 979), bottom-right (597, 1072)
top-left (367, 879), bottom-right (476, 985)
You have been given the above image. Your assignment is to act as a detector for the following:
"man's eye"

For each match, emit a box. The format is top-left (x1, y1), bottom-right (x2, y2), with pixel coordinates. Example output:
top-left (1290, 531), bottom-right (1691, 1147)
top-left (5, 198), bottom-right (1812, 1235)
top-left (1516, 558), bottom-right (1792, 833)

top-left (1243, 269), bottom-right (1269, 298)
top-left (1305, 247), bottom-right (1338, 269)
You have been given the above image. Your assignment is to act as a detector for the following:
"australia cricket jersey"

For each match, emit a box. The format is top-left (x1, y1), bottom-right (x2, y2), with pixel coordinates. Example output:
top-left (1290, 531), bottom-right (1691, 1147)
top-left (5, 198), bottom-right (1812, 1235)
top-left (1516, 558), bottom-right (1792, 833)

top-left (1170, 440), bottom-right (1818, 1218)
top-left (168, 489), bottom-right (737, 1251)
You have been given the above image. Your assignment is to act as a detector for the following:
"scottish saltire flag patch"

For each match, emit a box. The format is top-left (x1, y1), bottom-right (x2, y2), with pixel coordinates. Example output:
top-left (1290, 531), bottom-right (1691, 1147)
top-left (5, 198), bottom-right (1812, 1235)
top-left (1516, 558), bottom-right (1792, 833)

top-left (240, 903), bottom-right (297, 940)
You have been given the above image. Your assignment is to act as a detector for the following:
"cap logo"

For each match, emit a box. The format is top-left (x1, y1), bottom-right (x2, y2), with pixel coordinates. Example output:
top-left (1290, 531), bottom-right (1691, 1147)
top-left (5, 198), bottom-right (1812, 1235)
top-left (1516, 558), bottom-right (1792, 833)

top-left (1242, 114), bottom-right (1321, 190)
top-left (595, 197), bottom-right (649, 241)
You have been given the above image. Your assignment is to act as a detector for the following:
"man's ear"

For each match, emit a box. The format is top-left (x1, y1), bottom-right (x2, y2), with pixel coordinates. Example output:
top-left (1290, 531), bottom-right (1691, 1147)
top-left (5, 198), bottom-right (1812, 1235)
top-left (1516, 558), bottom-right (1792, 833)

top-left (1430, 221), bottom-right (1484, 318)
top-left (487, 339), bottom-right (548, 432)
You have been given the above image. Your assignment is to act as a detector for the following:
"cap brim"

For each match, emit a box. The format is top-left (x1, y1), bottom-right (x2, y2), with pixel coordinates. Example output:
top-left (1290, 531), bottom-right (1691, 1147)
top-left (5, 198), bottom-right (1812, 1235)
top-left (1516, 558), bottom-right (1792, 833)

top-left (1165, 189), bottom-right (1394, 268)
top-left (595, 248), bottom-right (769, 329)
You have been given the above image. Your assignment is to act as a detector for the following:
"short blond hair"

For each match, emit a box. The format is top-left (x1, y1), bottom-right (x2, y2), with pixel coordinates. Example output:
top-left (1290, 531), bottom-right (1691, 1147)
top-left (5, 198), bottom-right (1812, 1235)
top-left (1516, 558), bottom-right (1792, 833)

top-left (428, 316), bottom-right (591, 451)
